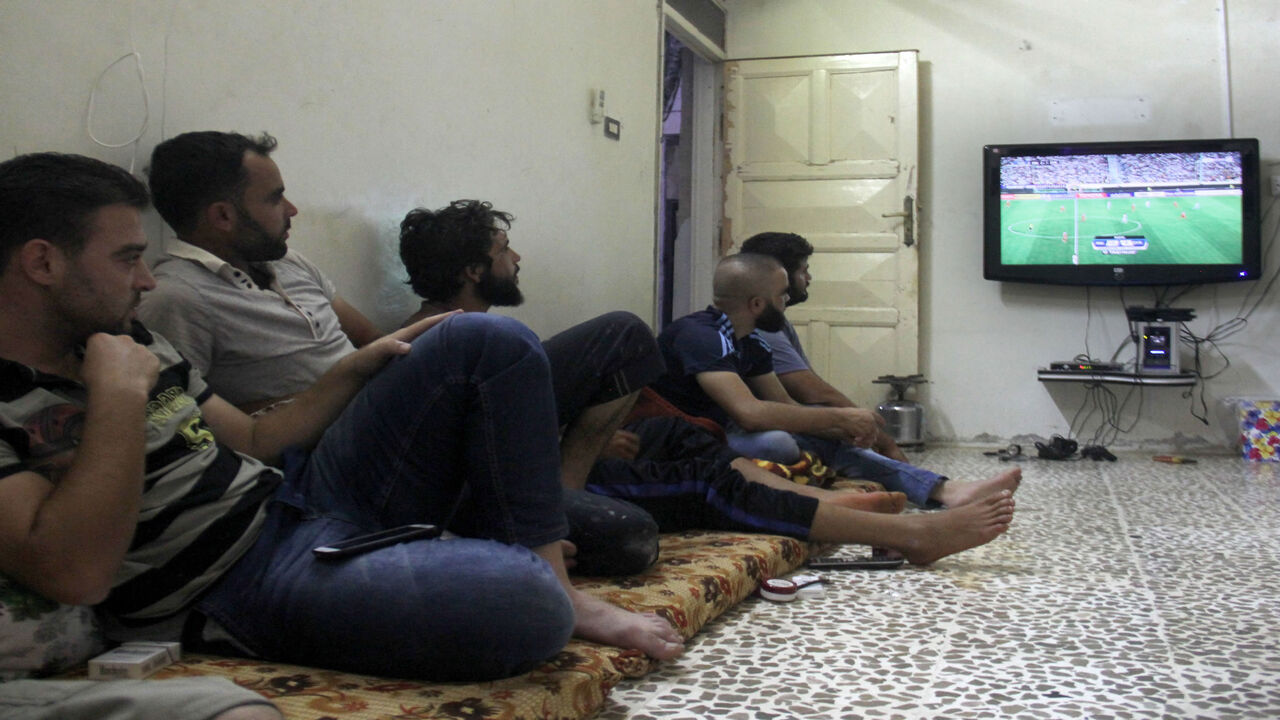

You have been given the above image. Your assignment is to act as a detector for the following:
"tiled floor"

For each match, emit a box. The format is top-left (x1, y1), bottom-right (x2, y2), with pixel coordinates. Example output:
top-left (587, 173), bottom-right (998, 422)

top-left (597, 448), bottom-right (1280, 719)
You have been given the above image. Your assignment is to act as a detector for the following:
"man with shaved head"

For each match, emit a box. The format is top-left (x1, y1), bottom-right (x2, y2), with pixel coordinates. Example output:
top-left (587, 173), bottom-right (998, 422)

top-left (649, 252), bottom-right (1021, 512)
top-left (652, 253), bottom-right (881, 451)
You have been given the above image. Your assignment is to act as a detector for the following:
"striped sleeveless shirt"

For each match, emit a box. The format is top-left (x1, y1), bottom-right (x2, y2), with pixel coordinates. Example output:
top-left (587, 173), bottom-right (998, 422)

top-left (0, 324), bottom-right (279, 623)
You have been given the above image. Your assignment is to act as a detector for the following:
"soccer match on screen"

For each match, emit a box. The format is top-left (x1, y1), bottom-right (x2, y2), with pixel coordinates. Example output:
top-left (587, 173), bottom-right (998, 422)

top-left (998, 151), bottom-right (1244, 266)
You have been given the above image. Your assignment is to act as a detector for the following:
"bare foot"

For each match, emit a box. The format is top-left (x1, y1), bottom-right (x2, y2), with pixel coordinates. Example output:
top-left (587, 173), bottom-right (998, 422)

top-left (934, 467), bottom-right (1022, 507)
top-left (897, 490), bottom-right (1016, 565)
top-left (827, 490), bottom-right (907, 514)
top-left (569, 589), bottom-right (684, 660)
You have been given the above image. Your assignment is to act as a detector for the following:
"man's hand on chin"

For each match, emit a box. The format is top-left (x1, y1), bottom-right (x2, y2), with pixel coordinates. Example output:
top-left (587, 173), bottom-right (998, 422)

top-left (81, 333), bottom-right (160, 399)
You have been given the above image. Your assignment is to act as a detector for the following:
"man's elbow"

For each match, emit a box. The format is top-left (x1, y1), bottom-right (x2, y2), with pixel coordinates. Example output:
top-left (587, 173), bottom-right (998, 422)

top-left (21, 550), bottom-right (118, 605)
top-left (58, 584), bottom-right (112, 607)
top-left (29, 570), bottom-right (114, 607)
top-left (731, 406), bottom-right (775, 433)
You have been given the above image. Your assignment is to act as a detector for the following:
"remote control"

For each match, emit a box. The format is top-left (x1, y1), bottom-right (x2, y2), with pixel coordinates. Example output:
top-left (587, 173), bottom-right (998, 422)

top-left (806, 555), bottom-right (905, 570)
top-left (313, 523), bottom-right (442, 560)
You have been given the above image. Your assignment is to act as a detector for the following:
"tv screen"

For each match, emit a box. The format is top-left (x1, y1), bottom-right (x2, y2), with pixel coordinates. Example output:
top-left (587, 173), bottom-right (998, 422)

top-left (983, 138), bottom-right (1261, 286)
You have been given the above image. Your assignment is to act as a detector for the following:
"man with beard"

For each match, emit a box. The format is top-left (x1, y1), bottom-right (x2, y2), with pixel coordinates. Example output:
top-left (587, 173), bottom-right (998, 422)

top-left (139, 131), bottom-right (382, 413)
top-left (397, 200), bottom-right (669, 506)
top-left (651, 252), bottom-right (1021, 510)
top-left (650, 253), bottom-right (882, 454)
top-left (399, 199), bottom-right (675, 575)
top-left (146, 143), bottom-right (665, 575)
top-left (396, 203), bottom-right (1019, 566)
top-left (740, 231), bottom-right (909, 462)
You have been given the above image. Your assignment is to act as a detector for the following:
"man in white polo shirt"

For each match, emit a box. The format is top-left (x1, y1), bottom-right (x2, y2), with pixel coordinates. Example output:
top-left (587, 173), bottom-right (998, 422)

top-left (139, 133), bottom-right (669, 576)
top-left (139, 131), bottom-right (382, 413)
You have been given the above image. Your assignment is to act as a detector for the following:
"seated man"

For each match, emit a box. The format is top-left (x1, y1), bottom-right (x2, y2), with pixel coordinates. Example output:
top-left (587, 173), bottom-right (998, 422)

top-left (139, 131), bottom-right (380, 415)
top-left (399, 199), bottom-right (902, 515)
top-left (141, 130), bottom-right (656, 496)
top-left (649, 252), bottom-right (1021, 510)
top-left (139, 132), bottom-right (662, 574)
top-left (397, 200), bottom-right (1017, 565)
top-left (0, 153), bottom-right (682, 683)
top-left (739, 230), bottom-right (910, 462)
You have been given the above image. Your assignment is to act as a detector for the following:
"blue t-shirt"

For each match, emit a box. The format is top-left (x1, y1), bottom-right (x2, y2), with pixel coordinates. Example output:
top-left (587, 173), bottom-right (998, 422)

top-left (649, 307), bottom-right (774, 427)
top-left (756, 319), bottom-right (810, 375)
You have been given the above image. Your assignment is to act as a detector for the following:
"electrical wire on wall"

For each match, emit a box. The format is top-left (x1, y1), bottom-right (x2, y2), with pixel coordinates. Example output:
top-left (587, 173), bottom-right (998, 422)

top-left (1068, 378), bottom-right (1144, 448)
top-left (84, 0), bottom-right (155, 173)
top-left (1071, 184), bottom-right (1277, 444)
top-left (1175, 186), bottom-right (1280, 422)
top-left (158, 0), bottom-right (182, 142)
top-left (1066, 287), bottom-right (1145, 448)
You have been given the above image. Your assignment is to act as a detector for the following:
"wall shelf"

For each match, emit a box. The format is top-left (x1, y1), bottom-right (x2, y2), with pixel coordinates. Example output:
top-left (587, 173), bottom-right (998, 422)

top-left (1037, 369), bottom-right (1197, 386)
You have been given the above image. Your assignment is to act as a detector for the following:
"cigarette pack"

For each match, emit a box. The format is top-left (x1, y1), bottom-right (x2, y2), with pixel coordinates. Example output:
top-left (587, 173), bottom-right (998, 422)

top-left (87, 641), bottom-right (182, 680)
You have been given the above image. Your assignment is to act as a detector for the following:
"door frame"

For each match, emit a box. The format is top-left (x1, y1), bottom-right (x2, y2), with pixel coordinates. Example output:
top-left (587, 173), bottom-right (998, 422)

top-left (657, 5), bottom-right (724, 327)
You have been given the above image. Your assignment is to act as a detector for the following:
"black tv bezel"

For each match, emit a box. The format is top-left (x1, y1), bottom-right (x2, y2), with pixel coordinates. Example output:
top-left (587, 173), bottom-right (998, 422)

top-left (982, 137), bottom-right (1261, 287)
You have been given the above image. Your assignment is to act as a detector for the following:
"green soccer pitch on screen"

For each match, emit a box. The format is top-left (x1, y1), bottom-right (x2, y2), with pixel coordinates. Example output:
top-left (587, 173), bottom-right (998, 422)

top-left (982, 138), bottom-right (1261, 286)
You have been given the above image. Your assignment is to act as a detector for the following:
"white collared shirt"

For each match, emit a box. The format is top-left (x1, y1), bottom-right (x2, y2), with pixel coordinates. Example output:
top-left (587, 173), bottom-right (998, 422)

top-left (138, 240), bottom-right (355, 406)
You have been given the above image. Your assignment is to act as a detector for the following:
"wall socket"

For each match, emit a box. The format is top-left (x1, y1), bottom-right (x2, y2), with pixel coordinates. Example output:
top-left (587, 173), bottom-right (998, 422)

top-left (1272, 175), bottom-right (1280, 197)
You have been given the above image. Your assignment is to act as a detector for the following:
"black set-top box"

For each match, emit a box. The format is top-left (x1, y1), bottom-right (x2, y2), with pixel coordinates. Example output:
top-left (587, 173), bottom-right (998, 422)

top-left (1049, 361), bottom-right (1125, 373)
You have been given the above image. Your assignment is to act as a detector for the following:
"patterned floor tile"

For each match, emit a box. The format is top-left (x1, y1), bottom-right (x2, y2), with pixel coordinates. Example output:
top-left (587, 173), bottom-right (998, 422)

top-left (597, 448), bottom-right (1280, 719)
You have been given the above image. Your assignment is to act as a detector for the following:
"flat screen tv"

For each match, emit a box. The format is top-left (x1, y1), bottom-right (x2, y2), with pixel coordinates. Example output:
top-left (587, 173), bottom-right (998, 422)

top-left (983, 138), bottom-right (1261, 286)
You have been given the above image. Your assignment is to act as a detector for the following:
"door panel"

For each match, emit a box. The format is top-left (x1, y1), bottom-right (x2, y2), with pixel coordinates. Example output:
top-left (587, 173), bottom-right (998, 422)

top-left (724, 51), bottom-right (918, 410)
top-left (742, 75), bottom-right (810, 164)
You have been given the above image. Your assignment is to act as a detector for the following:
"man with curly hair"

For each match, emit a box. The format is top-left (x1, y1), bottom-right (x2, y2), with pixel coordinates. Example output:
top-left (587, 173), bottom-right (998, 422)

top-left (397, 201), bottom-right (1019, 566)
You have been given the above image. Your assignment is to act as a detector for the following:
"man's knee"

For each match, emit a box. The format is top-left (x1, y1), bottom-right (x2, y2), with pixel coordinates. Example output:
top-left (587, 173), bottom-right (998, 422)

top-left (592, 311), bottom-right (664, 392)
top-left (728, 430), bottom-right (800, 463)
top-left (414, 312), bottom-right (546, 380)
top-left (572, 312), bottom-right (655, 357)
top-left (444, 311), bottom-right (541, 351)
top-left (589, 310), bottom-right (649, 335)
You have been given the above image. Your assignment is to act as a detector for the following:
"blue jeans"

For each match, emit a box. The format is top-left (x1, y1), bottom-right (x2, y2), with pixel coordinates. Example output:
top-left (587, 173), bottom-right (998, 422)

top-left (725, 427), bottom-right (801, 463)
top-left (196, 313), bottom-right (575, 681)
top-left (795, 435), bottom-right (945, 507)
top-left (726, 427), bottom-right (945, 507)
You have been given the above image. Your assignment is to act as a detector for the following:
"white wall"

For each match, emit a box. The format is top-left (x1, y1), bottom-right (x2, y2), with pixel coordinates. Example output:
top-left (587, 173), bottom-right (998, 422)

top-left (0, 0), bottom-right (663, 337)
top-left (5, 0), bottom-right (1278, 451)
top-left (727, 0), bottom-right (1280, 450)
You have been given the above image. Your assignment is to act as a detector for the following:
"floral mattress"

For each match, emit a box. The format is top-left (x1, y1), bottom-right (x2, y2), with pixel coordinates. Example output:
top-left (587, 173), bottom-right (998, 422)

top-left (142, 530), bottom-right (809, 720)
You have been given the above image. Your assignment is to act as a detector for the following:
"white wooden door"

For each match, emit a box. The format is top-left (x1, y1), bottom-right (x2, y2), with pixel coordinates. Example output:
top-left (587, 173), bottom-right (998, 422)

top-left (723, 51), bottom-right (919, 410)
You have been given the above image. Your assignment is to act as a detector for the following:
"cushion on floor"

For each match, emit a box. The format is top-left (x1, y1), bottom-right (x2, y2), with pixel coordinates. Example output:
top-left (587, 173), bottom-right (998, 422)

top-left (130, 530), bottom-right (809, 720)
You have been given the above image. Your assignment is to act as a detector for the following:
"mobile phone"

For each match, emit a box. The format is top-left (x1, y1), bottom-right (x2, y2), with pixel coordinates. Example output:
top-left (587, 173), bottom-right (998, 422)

top-left (312, 523), bottom-right (442, 560)
top-left (806, 555), bottom-right (905, 570)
